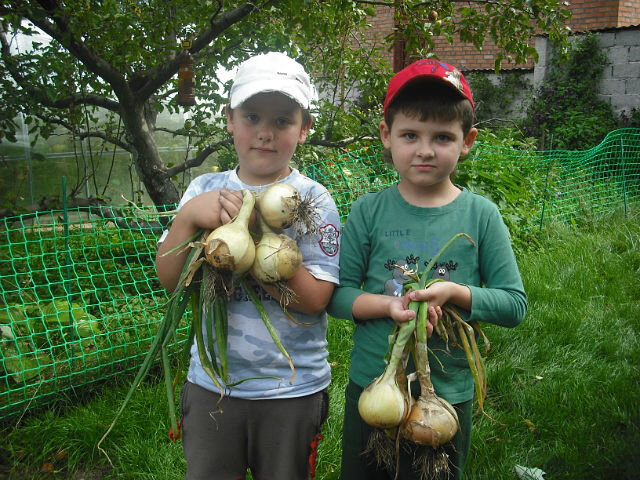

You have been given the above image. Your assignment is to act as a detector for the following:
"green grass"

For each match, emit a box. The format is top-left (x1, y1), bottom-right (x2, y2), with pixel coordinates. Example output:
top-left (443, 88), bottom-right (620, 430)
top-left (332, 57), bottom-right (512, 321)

top-left (1, 210), bottom-right (639, 480)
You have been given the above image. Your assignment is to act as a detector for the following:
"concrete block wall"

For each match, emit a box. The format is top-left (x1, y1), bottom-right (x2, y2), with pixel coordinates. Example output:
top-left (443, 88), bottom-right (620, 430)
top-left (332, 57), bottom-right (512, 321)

top-left (534, 28), bottom-right (640, 115)
top-left (597, 29), bottom-right (640, 114)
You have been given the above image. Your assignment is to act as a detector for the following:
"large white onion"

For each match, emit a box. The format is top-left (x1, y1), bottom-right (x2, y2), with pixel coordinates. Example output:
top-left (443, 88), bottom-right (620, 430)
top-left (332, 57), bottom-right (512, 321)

top-left (358, 373), bottom-right (407, 429)
top-left (255, 183), bottom-right (301, 229)
top-left (251, 215), bottom-right (302, 283)
top-left (204, 189), bottom-right (255, 274)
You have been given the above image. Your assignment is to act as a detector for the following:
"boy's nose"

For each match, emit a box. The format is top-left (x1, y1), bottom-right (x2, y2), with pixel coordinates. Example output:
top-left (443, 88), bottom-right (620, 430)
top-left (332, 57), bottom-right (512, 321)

top-left (416, 141), bottom-right (434, 158)
top-left (257, 124), bottom-right (274, 142)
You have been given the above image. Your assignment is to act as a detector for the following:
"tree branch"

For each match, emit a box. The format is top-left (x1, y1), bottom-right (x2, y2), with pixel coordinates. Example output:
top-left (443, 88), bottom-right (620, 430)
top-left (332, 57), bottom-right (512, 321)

top-left (307, 136), bottom-right (377, 148)
top-left (163, 138), bottom-right (234, 177)
top-left (135, 3), bottom-right (259, 101)
top-left (27, 8), bottom-right (129, 96)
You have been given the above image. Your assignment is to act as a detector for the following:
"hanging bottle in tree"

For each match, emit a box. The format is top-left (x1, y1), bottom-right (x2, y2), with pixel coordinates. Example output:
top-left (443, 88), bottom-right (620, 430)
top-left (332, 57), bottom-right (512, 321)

top-left (178, 40), bottom-right (195, 107)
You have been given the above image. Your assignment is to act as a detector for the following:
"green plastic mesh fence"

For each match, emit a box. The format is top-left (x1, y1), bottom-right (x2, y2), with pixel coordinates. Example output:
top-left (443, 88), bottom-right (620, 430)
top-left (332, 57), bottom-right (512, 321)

top-left (466, 128), bottom-right (640, 228)
top-left (0, 209), bottom-right (189, 420)
top-left (1, 128), bottom-right (638, 420)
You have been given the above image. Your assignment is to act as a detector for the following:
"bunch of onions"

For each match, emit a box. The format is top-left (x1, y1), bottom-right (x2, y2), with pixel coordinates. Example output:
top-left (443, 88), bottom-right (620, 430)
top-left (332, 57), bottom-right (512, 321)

top-left (358, 233), bottom-right (477, 478)
top-left (255, 183), bottom-right (320, 237)
top-left (251, 213), bottom-right (302, 284)
top-left (204, 189), bottom-right (255, 274)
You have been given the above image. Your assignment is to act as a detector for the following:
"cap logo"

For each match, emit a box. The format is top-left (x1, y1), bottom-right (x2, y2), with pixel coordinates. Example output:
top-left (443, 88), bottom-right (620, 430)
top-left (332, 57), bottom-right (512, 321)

top-left (444, 68), bottom-right (464, 94)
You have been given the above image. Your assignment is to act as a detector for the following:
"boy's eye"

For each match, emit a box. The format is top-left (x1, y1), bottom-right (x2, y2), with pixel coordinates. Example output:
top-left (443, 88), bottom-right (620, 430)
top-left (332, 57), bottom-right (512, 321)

top-left (276, 117), bottom-right (293, 128)
top-left (246, 113), bottom-right (260, 123)
top-left (403, 132), bottom-right (417, 140)
top-left (436, 134), bottom-right (452, 142)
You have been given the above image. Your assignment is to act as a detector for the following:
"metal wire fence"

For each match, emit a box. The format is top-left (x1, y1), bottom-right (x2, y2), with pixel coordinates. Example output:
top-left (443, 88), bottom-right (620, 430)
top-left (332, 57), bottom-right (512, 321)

top-left (1, 128), bottom-right (639, 420)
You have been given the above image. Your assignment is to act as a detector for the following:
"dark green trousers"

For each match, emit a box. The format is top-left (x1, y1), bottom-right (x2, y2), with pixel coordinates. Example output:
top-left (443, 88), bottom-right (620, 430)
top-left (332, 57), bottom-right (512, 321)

top-left (340, 379), bottom-right (472, 480)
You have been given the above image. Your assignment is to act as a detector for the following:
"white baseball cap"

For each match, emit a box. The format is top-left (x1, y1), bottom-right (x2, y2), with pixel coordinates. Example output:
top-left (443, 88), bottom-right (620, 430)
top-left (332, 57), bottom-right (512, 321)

top-left (229, 52), bottom-right (312, 109)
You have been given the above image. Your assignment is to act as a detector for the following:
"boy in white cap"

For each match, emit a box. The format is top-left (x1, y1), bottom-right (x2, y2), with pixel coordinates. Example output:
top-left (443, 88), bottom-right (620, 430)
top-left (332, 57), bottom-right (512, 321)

top-left (156, 52), bottom-right (341, 480)
top-left (328, 59), bottom-right (527, 479)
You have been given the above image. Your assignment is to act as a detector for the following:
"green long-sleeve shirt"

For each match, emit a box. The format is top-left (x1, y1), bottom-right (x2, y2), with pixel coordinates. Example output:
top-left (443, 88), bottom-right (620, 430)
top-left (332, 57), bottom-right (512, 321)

top-left (328, 185), bottom-right (527, 404)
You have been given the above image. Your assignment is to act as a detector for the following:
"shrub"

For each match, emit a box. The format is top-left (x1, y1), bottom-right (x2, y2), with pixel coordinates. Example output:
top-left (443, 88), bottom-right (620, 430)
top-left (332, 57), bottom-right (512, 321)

top-left (523, 34), bottom-right (617, 150)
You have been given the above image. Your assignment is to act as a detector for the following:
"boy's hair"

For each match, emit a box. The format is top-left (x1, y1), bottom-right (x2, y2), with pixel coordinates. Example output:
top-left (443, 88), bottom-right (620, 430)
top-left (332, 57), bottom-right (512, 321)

top-left (384, 79), bottom-right (475, 135)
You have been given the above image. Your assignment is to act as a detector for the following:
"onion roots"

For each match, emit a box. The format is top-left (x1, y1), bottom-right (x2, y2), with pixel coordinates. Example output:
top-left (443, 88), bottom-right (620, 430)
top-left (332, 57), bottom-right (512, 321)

top-left (255, 183), bottom-right (321, 237)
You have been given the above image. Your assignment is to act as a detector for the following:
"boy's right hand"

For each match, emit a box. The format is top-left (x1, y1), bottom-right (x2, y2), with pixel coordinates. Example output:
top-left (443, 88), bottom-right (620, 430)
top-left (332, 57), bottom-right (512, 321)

top-left (178, 190), bottom-right (233, 231)
top-left (156, 188), bottom-right (250, 292)
top-left (218, 189), bottom-right (256, 228)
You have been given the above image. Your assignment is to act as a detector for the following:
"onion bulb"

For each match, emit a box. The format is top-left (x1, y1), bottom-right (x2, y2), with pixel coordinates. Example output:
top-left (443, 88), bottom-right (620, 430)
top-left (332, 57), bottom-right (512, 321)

top-left (255, 183), bottom-right (320, 236)
top-left (251, 214), bottom-right (302, 283)
top-left (358, 371), bottom-right (407, 429)
top-left (358, 319), bottom-right (415, 429)
top-left (400, 387), bottom-right (459, 447)
top-left (204, 189), bottom-right (255, 274)
top-left (401, 326), bottom-right (459, 447)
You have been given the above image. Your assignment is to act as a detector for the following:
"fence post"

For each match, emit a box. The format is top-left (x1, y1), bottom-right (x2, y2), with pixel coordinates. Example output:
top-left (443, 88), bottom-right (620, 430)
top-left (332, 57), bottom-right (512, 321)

top-left (20, 113), bottom-right (34, 206)
top-left (62, 177), bottom-right (76, 361)
top-left (621, 136), bottom-right (628, 216)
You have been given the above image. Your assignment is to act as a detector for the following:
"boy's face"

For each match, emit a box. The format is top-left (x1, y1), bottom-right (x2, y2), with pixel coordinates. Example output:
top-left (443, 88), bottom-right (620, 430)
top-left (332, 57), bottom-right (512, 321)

top-left (380, 111), bottom-right (476, 201)
top-left (226, 92), bottom-right (311, 185)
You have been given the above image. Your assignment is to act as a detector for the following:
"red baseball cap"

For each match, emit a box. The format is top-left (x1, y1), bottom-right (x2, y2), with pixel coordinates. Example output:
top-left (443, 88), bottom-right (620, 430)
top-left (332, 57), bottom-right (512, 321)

top-left (383, 59), bottom-right (474, 115)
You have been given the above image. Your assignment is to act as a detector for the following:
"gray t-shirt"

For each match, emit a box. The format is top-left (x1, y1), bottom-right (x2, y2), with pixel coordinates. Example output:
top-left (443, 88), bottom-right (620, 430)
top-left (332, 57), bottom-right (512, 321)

top-left (159, 167), bottom-right (341, 399)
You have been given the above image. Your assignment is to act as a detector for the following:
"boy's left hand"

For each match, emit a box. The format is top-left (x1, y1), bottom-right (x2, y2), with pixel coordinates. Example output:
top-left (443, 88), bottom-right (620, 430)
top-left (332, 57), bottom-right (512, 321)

top-left (393, 292), bottom-right (442, 337)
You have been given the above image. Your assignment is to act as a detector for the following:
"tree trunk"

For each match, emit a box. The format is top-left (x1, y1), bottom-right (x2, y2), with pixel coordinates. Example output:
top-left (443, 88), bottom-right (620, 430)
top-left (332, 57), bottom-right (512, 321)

top-left (122, 103), bottom-right (181, 208)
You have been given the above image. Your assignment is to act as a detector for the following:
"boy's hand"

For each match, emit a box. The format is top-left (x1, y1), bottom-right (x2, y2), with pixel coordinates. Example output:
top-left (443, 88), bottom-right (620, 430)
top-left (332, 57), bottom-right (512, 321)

top-left (176, 189), bottom-right (255, 231)
top-left (176, 190), bottom-right (226, 231)
top-left (218, 189), bottom-right (243, 224)
top-left (389, 294), bottom-right (442, 337)
top-left (219, 189), bottom-right (257, 228)
top-left (408, 280), bottom-right (472, 322)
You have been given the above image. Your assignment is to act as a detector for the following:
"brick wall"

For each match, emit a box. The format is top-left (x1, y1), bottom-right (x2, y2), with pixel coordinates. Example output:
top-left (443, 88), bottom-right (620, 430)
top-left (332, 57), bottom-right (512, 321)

top-left (366, 0), bottom-right (640, 72)
top-left (618, 0), bottom-right (640, 25)
top-left (570, 0), bottom-right (640, 30)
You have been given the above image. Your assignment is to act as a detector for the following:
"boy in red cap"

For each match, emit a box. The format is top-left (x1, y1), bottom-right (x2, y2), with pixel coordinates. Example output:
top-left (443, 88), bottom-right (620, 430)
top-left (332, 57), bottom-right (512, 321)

top-left (328, 59), bottom-right (527, 479)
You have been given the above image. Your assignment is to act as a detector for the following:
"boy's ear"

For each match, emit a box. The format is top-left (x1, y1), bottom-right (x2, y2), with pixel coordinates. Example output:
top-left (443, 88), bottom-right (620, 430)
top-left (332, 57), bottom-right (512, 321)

top-left (379, 120), bottom-right (391, 149)
top-left (461, 127), bottom-right (477, 156)
top-left (225, 104), bottom-right (233, 133)
top-left (298, 117), bottom-right (313, 144)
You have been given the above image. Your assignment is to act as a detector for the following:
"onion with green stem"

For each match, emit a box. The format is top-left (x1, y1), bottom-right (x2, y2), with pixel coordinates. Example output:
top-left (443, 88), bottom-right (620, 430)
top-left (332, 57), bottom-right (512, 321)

top-left (204, 189), bottom-right (255, 274)
top-left (359, 233), bottom-right (477, 479)
top-left (400, 285), bottom-right (459, 448)
top-left (100, 188), bottom-right (308, 462)
top-left (357, 314), bottom-right (415, 429)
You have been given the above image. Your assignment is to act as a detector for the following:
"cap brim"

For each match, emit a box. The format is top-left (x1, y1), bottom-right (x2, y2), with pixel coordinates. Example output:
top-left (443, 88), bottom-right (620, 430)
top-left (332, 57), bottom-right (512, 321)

top-left (230, 79), bottom-right (309, 109)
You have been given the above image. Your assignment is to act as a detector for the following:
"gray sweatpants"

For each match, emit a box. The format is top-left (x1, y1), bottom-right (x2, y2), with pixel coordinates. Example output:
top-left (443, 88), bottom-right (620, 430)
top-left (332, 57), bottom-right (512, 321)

top-left (180, 380), bottom-right (329, 480)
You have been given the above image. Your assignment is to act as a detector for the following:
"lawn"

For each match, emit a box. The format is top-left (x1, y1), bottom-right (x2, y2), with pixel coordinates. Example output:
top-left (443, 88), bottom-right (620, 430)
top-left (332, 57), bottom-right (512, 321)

top-left (1, 209), bottom-right (639, 480)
